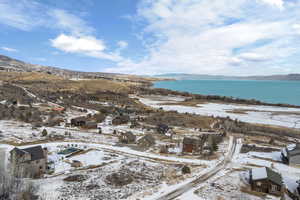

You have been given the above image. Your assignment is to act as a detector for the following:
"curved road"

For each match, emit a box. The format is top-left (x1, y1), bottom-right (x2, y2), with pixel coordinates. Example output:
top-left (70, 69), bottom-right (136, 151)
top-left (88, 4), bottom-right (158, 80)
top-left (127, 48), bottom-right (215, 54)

top-left (156, 137), bottom-right (237, 200)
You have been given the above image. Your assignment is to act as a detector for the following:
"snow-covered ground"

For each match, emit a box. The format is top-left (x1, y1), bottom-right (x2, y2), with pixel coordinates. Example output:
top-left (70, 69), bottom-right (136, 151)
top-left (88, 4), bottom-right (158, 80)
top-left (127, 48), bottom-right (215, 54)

top-left (138, 96), bottom-right (300, 128)
top-left (0, 120), bottom-right (118, 144)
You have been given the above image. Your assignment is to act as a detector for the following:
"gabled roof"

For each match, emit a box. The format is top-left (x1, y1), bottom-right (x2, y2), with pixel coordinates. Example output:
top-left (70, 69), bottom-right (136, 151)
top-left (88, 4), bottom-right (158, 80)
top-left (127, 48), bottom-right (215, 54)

top-left (11, 145), bottom-right (45, 161)
top-left (183, 137), bottom-right (200, 145)
top-left (251, 167), bottom-right (282, 186)
top-left (139, 134), bottom-right (155, 144)
top-left (285, 143), bottom-right (300, 157)
top-left (71, 116), bottom-right (87, 121)
top-left (11, 147), bottom-right (27, 156)
top-left (122, 131), bottom-right (136, 140)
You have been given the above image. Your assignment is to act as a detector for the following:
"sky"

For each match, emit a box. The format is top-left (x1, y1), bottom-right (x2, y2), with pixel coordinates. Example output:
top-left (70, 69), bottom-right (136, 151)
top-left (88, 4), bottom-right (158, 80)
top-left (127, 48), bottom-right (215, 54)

top-left (0, 0), bottom-right (300, 76)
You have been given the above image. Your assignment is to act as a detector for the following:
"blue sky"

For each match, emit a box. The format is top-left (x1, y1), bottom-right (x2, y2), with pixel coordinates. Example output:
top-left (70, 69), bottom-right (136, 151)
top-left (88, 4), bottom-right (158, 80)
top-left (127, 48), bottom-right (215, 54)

top-left (0, 0), bottom-right (300, 75)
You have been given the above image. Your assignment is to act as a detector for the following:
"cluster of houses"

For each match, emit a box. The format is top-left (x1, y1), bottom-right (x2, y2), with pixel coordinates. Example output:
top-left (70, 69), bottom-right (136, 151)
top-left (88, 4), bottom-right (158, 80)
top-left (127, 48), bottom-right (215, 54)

top-left (118, 131), bottom-right (156, 148)
top-left (181, 131), bottom-right (225, 155)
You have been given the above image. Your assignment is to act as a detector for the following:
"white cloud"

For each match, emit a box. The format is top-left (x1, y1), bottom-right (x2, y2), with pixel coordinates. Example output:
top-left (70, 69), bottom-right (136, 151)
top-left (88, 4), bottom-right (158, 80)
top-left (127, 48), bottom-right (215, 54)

top-left (0, 0), bottom-right (93, 35)
top-left (117, 41), bottom-right (128, 49)
top-left (1, 47), bottom-right (18, 52)
top-left (49, 9), bottom-right (94, 36)
top-left (105, 0), bottom-right (300, 75)
top-left (0, 0), bottom-right (125, 62)
top-left (50, 34), bottom-right (121, 61)
top-left (0, 0), bottom-right (47, 30)
top-left (238, 53), bottom-right (270, 62)
top-left (51, 34), bottom-right (105, 53)
top-left (259, 0), bottom-right (284, 9)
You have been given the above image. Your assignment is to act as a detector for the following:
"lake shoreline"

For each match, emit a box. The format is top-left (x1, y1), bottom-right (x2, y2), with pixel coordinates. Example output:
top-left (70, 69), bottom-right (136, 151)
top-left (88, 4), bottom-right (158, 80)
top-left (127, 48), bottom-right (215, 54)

top-left (150, 80), bottom-right (300, 108)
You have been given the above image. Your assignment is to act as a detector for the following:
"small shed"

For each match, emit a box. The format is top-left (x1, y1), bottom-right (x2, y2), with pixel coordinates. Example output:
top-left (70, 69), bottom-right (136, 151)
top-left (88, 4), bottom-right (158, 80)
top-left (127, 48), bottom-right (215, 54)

top-left (281, 144), bottom-right (300, 167)
top-left (71, 160), bottom-right (83, 168)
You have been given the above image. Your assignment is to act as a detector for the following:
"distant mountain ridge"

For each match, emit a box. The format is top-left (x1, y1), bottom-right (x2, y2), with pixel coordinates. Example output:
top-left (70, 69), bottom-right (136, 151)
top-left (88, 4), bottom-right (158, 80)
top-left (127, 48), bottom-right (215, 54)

top-left (155, 73), bottom-right (300, 81)
top-left (0, 54), bottom-right (121, 79)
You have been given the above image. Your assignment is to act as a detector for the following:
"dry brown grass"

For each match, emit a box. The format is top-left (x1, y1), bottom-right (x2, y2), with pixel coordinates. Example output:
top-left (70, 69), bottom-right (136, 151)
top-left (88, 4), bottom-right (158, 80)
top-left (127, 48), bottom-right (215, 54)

top-left (226, 109), bottom-right (248, 114)
top-left (0, 72), bottom-right (63, 81)
top-left (64, 79), bottom-right (131, 93)
top-left (0, 72), bottom-right (133, 94)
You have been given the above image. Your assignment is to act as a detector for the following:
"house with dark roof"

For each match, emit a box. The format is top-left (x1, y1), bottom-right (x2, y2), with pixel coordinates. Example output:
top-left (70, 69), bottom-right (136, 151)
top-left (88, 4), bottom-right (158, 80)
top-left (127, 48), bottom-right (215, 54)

top-left (10, 145), bottom-right (48, 178)
top-left (118, 131), bottom-right (136, 144)
top-left (137, 134), bottom-right (155, 148)
top-left (71, 116), bottom-right (87, 127)
top-left (281, 144), bottom-right (300, 167)
top-left (157, 124), bottom-right (170, 135)
top-left (82, 121), bottom-right (98, 129)
top-left (249, 167), bottom-right (283, 196)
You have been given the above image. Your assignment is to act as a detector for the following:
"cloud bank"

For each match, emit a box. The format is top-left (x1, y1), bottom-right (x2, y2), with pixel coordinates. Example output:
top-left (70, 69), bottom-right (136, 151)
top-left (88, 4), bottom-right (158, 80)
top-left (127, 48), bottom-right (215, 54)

top-left (105, 0), bottom-right (300, 75)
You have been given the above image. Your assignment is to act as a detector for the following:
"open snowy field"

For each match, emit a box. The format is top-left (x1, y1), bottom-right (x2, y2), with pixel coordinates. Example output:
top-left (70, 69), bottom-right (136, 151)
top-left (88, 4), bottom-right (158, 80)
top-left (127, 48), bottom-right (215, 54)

top-left (138, 96), bottom-right (300, 128)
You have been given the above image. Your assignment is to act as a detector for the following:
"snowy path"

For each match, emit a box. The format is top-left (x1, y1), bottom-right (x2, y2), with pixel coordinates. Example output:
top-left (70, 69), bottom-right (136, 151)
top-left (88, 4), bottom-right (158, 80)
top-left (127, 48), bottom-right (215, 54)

top-left (13, 84), bottom-right (61, 107)
top-left (153, 137), bottom-right (238, 200)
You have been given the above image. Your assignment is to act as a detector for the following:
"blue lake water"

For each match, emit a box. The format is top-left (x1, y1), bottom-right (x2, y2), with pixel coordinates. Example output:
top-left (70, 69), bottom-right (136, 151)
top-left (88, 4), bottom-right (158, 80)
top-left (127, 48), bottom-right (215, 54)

top-left (154, 80), bottom-right (300, 106)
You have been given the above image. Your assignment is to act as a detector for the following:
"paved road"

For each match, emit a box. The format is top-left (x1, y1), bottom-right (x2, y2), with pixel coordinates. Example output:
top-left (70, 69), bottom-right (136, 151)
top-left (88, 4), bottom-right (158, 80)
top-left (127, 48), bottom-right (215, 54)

top-left (156, 137), bottom-right (237, 200)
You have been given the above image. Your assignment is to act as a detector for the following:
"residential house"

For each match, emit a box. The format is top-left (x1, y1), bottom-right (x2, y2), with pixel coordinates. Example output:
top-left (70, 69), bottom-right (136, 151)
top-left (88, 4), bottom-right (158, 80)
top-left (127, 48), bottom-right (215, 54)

top-left (82, 121), bottom-right (98, 129)
top-left (10, 145), bottom-right (48, 178)
top-left (71, 116), bottom-right (87, 127)
top-left (182, 137), bottom-right (201, 154)
top-left (157, 124), bottom-right (169, 135)
top-left (119, 131), bottom-right (136, 144)
top-left (137, 134), bottom-right (155, 148)
top-left (281, 144), bottom-right (300, 167)
top-left (249, 167), bottom-right (283, 196)
top-left (112, 115), bottom-right (130, 125)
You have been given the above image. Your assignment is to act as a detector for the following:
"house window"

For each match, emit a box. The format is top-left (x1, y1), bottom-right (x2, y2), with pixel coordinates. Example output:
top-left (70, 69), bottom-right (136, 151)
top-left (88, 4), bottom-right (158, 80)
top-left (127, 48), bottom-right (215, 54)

top-left (256, 182), bottom-right (261, 186)
top-left (271, 185), bottom-right (277, 191)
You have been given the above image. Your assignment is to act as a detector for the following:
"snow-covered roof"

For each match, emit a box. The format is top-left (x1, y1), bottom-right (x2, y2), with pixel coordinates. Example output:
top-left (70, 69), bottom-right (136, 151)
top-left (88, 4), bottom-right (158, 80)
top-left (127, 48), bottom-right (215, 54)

top-left (285, 143), bottom-right (300, 157)
top-left (251, 167), bottom-right (282, 185)
top-left (252, 167), bottom-right (267, 180)
top-left (287, 144), bottom-right (297, 151)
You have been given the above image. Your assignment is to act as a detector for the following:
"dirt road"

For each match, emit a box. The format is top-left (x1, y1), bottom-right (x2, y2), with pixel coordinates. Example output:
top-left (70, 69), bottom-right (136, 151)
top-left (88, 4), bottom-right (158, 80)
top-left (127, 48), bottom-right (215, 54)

top-left (156, 137), bottom-right (237, 200)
